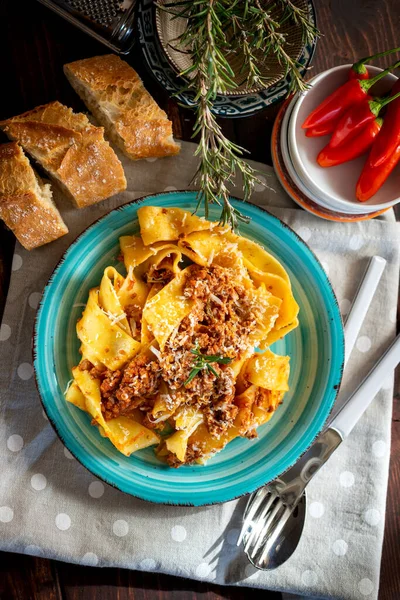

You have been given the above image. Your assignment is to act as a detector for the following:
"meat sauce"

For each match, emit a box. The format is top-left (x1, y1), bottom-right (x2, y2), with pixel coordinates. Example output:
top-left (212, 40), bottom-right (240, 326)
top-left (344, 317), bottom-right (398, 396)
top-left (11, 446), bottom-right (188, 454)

top-left (81, 264), bottom-right (267, 464)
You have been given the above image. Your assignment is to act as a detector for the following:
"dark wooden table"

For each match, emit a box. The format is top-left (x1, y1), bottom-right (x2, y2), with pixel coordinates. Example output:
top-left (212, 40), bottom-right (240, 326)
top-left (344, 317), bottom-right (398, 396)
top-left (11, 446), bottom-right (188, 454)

top-left (0, 1), bottom-right (399, 598)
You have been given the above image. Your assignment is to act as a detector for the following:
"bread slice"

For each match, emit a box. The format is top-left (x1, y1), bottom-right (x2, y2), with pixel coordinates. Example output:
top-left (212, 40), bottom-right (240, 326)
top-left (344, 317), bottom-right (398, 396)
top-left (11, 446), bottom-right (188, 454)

top-left (0, 142), bottom-right (68, 250)
top-left (64, 55), bottom-right (181, 160)
top-left (0, 101), bottom-right (127, 209)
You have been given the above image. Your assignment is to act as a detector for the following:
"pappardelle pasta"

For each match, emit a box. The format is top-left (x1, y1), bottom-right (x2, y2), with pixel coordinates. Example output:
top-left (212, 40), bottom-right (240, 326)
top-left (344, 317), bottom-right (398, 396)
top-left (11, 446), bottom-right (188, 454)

top-left (66, 206), bottom-right (299, 466)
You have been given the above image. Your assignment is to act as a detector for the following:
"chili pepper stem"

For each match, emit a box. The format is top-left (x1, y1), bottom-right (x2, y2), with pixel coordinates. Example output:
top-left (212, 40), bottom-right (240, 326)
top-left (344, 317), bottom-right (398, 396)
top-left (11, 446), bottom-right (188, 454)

top-left (367, 91), bottom-right (400, 121)
top-left (352, 47), bottom-right (400, 74)
top-left (360, 60), bottom-right (400, 91)
top-left (374, 90), bottom-right (400, 111)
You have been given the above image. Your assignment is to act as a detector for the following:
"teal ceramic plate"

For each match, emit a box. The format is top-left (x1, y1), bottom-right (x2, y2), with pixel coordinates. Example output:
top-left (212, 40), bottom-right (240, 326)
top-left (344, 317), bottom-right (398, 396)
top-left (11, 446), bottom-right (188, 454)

top-left (34, 192), bottom-right (344, 506)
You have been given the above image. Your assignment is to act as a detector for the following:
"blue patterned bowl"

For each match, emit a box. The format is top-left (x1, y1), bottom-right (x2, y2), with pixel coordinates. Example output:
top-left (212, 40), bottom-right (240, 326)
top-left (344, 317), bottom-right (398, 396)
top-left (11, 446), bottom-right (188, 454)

top-left (136, 0), bottom-right (317, 118)
top-left (34, 192), bottom-right (344, 506)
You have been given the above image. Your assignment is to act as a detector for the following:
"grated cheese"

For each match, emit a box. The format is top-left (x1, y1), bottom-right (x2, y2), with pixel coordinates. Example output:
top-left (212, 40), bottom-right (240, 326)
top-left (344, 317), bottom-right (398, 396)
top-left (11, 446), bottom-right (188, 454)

top-left (210, 293), bottom-right (223, 306)
top-left (150, 346), bottom-right (162, 361)
top-left (103, 309), bottom-right (127, 326)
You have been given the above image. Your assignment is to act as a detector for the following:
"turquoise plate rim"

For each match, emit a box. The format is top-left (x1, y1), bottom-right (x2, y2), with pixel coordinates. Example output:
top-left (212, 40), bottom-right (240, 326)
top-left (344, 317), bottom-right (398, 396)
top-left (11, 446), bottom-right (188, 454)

top-left (33, 192), bottom-right (344, 506)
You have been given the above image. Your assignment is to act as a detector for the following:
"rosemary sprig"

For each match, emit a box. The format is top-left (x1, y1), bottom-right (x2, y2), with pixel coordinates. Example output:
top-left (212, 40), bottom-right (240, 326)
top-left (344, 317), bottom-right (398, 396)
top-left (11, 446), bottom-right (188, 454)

top-left (184, 342), bottom-right (233, 386)
top-left (158, 0), bottom-right (319, 228)
top-left (277, 0), bottom-right (319, 45)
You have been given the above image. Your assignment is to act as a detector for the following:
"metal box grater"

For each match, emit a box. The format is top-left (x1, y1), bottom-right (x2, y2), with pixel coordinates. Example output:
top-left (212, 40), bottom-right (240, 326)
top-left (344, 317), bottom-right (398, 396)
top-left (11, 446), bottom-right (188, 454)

top-left (37, 0), bottom-right (137, 54)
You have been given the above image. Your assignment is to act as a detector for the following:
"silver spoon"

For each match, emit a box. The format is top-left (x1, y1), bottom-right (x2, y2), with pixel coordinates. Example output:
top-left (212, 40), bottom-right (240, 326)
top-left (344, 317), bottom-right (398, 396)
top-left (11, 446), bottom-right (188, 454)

top-left (238, 256), bottom-right (393, 570)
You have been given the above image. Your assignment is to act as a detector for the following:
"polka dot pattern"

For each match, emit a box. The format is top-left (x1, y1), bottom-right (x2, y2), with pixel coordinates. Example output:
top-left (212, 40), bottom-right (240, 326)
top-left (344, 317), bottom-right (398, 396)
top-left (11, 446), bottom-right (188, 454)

top-left (140, 558), bottom-right (156, 570)
top-left (297, 226), bottom-right (311, 242)
top-left (372, 440), bottom-right (386, 457)
top-left (0, 506), bottom-right (14, 522)
top-left (356, 336), bottom-right (371, 353)
top-left (309, 501), bottom-right (324, 518)
top-left (358, 578), bottom-right (374, 595)
top-left (332, 539), bottom-right (348, 556)
top-left (339, 471), bottom-right (355, 488)
top-left (363, 509), bottom-right (380, 526)
top-left (12, 254), bottom-right (23, 271)
top-left (0, 323), bottom-right (11, 341)
top-left (171, 525), bottom-right (187, 542)
top-left (301, 570), bottom-right (318, 586)
top-left (349, 234), bottom-right (363, 250)
top-left (63, 447), bottom-right (74, 459)
top-left (7, 434), bottom-right (24, 452)
top-left (320, 261), bottom-right (329, 275)
top-left (88, 481), bottom-right (104, 499)
top-left (17, 362), bottom-right (34, 380)
top-left (56, 513), bottom-right (71, 531)
top-left (253, 175), bottom-right (267, 192)
top-left (82, 552), bottom-right (99, 566)
top-left (339, 298), bottom-right (351, 316)
top-left (195, 563), bottom-right (212, 578)
top-left (31, 474), bottom-right (47, 491)
top-left (28, 292), bottom-right (42, 309)
top-left (113, 519), bottom-right (129, 537)
top-left (25, 545), bottom-right (43, 556)
top-left (2, 181), bottom-right (394, 589)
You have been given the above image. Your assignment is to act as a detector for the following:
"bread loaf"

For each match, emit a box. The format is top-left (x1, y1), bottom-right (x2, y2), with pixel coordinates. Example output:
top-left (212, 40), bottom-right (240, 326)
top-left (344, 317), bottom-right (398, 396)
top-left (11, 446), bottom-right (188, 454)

top-left (0, 142), bottom-right (68, 250)
top-left (64, 55), bottom-right (180, 160)
top-left (0, 101), bottom-right (127, 208)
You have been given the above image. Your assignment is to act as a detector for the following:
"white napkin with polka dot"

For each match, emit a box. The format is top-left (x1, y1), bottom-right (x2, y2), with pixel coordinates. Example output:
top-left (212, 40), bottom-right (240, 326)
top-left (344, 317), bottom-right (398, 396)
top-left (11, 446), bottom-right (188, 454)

top-left (0, 141), bottom-right (399, 600)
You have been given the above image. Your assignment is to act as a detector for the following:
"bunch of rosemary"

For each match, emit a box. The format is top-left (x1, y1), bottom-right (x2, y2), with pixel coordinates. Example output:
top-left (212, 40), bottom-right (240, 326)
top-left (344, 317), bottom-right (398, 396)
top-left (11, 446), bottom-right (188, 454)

top-left (157, 0), bottom-right (319, 229)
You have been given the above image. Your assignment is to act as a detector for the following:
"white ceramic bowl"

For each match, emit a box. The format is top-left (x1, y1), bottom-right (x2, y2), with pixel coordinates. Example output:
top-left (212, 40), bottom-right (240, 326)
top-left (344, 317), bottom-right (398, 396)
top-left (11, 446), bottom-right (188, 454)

top-left (281, 93), bottom-right (378, 214)
top-left (288, 65), bottom-right (400, 212)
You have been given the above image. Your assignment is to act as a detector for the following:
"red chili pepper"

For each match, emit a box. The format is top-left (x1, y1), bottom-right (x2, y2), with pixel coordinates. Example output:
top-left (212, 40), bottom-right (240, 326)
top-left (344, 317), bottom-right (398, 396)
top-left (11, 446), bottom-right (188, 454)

top-left (368, 79), bottom-right (400, 167)
top-left (348, 67), bottom-right (369, 81)
top-left (349, 46), bottom-right (400, 80)
top-left (305, 120), bottom-right (338, 137)
top-left (329, 90), bottom-right (400, 149)
top-left (317, 118), bottom-right (382, 167)
top-left (356, 143), bottom-right (400, 202)
top-left (302, 61), bottom-right (400, 130)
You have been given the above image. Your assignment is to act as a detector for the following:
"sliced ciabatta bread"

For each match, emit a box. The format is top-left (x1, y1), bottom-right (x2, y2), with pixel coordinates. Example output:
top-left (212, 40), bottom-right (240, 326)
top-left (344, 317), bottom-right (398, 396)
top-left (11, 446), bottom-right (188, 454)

top-left (0, 101), bottom-right (127, 208)
top-left (0, 142), bottom-right (68, 250)
top-left (64, 55), bottom-right (180, 160)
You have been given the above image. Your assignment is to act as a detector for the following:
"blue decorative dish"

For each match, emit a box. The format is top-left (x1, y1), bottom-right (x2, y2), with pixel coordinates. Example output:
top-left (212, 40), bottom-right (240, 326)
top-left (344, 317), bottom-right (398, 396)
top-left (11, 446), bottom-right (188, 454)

top-left (34, 192), bottom-right (344, 506)
top-left (136, 0), bottom-right (317, 118)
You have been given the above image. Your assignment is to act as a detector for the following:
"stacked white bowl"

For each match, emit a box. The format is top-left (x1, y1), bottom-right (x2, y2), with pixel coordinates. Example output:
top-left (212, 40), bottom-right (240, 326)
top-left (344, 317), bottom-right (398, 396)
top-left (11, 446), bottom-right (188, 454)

top-left (280, 65), bottom-right (400, 216)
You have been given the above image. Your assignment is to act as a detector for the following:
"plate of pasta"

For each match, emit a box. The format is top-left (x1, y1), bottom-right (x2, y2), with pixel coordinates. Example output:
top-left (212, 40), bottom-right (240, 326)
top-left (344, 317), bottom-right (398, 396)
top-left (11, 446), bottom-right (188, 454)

top-left (34, 192), bottom-right (344, 505)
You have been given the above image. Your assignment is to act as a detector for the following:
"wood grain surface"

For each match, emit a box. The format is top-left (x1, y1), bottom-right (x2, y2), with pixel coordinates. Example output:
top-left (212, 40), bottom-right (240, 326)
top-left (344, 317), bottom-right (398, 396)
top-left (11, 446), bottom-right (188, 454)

top-left (0, 0), bottom-right (399, 598)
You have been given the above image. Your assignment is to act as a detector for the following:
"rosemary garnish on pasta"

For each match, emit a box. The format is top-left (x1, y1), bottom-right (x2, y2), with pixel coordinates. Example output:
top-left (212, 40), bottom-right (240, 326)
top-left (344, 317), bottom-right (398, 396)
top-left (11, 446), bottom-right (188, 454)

top-left (184, 343), bottom-right (233, 386)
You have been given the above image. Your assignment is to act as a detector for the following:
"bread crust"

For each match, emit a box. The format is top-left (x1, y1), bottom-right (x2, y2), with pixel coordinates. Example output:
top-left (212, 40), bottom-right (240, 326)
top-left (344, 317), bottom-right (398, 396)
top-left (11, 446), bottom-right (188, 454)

top-left (64, 55), bottom-right (181, 160)
top-left (0, 142), bottom-right (68, 250)
top-left (0, 101), bottom-right (127, 208)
